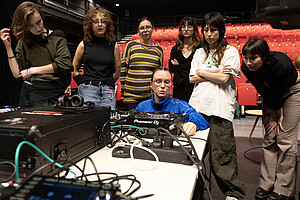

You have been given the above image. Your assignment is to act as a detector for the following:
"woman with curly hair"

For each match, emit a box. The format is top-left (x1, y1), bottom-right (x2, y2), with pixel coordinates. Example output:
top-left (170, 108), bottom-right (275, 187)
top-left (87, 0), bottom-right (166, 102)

top-left (169, 16), bottom-right (201, 102)
top-left (72, 6), bottom-right (121, 110)
top-left (0, 1), bottom-right (72, 108)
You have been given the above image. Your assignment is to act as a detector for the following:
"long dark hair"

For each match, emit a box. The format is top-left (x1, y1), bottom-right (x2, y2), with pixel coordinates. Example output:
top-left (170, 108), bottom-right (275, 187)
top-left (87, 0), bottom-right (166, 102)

top-left (242, 38), bottom-right (271, 64)
top-left (176, 16), bottom-right (201, 51)
top-left (201, 11), bottom-right (228, 65)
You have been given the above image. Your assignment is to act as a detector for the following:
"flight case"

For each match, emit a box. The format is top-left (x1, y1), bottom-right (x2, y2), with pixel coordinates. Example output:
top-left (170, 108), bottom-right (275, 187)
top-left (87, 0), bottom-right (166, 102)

top-left (0, 105), bottom-right (111, 178)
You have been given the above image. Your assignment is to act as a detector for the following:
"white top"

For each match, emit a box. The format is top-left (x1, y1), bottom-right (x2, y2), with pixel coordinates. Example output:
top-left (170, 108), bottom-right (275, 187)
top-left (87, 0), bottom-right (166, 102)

top-left (189, 45), bottom-right (240, 122)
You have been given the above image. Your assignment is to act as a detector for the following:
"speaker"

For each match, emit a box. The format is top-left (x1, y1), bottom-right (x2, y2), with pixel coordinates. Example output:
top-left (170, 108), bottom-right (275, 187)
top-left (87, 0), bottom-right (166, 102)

top-left (256, 0), bottom-right (300, 29)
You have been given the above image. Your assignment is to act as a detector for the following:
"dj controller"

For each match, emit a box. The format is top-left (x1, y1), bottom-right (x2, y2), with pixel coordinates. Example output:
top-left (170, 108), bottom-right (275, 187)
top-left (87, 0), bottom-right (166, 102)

top-left (113, 111), bottom-right (189, 138)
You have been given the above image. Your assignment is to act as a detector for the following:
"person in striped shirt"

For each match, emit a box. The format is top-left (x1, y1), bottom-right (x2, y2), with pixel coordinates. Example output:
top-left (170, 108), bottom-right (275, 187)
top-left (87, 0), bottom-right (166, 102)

top-left (120, 17), bottom-right (163, 111)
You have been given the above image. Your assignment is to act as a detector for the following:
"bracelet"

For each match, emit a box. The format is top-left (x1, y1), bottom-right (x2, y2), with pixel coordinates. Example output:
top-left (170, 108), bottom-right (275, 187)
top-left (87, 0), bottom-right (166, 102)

top-left (8, 55), bottom-right (15, 59)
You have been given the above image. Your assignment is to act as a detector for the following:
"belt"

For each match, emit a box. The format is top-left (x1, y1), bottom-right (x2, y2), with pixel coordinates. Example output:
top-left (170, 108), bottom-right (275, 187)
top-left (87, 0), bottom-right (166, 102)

top-left (84, 80), bottom-right (102, 86)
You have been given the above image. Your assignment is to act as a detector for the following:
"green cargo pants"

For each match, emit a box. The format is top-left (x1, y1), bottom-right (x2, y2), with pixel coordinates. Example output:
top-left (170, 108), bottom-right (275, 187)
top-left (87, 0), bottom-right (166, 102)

top-left (203, 114), bottom-right (246, 199)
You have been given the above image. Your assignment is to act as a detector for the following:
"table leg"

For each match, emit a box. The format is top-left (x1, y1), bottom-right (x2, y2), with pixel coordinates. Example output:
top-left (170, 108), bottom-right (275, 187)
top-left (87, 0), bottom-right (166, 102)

top-left (248, 116), bottom-right (260, 140)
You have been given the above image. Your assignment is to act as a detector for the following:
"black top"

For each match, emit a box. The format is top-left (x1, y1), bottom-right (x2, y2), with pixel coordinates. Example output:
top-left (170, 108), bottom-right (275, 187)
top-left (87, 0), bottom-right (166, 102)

top-left (83, 37), bottom-right (115, 87)
top-left (169, 44), bottom-right (200, 102)
top-left (241, 51), bottom-right (297, 110)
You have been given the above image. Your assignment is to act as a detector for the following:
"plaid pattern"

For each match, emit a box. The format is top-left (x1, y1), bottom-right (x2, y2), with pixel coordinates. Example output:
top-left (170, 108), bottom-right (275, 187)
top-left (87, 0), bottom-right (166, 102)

top-left (260, 83), bottom-right (300, 197)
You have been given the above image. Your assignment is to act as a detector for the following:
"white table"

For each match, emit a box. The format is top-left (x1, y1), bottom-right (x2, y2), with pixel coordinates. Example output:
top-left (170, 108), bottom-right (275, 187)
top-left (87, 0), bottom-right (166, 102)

top-left (70, 129), bottom-right (209, 200)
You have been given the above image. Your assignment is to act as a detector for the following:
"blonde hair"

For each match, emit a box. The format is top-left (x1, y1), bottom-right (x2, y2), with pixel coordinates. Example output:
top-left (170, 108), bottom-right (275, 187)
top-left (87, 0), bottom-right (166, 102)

top-left (11, 1), bottom-right (44, 43)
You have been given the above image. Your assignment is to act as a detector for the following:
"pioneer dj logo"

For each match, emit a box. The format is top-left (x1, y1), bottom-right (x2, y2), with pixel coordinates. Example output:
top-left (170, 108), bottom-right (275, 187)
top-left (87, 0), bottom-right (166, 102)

top-left (133, 119), bottom-right (160, 125)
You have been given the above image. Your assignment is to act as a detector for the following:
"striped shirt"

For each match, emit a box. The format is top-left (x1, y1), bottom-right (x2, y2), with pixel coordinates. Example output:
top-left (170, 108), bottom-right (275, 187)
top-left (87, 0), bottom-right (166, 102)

top-left (120, 40), bottom-right (163, 104)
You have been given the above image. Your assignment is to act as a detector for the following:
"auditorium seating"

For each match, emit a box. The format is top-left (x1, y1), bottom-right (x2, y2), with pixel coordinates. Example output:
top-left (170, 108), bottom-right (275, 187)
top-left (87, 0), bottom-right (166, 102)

top-left (112, 22), bottom-right (300, 106)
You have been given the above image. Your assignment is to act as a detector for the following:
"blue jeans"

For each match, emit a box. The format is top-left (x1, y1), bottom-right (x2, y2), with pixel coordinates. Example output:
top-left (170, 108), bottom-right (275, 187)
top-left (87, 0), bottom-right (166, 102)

top-left (78, 83), bottom-right (116, 110)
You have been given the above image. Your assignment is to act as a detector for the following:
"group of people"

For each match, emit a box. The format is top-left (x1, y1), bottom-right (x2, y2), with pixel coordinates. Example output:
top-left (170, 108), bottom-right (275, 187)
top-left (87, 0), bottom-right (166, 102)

top-left (1, 2), bottom-right (299, 200)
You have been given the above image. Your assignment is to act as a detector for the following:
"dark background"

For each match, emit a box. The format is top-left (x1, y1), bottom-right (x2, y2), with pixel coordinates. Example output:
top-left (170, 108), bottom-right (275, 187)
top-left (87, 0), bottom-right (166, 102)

top-left (0, 0), bottom-right (294, 106)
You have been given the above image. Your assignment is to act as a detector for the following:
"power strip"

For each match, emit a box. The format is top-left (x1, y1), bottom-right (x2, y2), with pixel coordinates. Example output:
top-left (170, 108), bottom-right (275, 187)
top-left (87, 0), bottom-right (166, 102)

top-left (112, 142), bottom-right (194, 165)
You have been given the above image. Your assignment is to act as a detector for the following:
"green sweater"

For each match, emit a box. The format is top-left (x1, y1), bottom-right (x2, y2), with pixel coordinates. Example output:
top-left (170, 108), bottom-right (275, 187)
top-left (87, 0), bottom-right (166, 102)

top-left (120, 40), bottom-right (163, 104)
top-left (15, 30), bottom-right (72, 88)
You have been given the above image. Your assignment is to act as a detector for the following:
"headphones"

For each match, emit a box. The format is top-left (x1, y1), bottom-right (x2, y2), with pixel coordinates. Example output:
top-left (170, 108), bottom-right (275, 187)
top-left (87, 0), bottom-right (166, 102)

top-left (40, 32), bottom-right (48, 43)
top-left (55, 95), bottom-right (95, 113)
top-left (58, 94), bottom-right (84, 107)
top-left (40, 27), bottom-right (50, 43)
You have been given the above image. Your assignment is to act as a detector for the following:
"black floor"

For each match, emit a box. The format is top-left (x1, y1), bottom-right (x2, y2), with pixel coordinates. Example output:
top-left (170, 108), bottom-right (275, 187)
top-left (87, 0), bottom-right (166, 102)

top-left (203, 136), bottom-right (300, 200)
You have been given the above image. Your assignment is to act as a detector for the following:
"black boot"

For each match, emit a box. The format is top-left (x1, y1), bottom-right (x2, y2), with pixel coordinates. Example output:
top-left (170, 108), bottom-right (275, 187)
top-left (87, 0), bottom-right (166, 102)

top-left (267, 192), bottom-right (295, 200)
top-left (255, 187), bottom-right (272, 199)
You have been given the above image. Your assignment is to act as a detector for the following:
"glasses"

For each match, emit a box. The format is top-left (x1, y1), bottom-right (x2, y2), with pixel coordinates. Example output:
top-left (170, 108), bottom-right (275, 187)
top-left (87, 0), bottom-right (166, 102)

top-left (153, 79), bottom-right (171, 86)
top-left (139, 26), bottom-right (152, 31)
top-left (92, 19), bottom-right (107, 25)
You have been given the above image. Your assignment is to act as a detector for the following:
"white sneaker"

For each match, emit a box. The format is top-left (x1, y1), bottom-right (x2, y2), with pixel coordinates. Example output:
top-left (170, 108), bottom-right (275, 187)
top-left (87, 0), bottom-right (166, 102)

top-left (226, 196), bottom-right (238, 200)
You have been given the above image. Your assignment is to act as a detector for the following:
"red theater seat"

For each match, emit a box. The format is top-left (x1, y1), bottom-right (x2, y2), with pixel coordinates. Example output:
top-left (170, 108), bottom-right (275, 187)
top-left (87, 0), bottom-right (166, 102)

top-left (237, 83), bottom-right (258, 106)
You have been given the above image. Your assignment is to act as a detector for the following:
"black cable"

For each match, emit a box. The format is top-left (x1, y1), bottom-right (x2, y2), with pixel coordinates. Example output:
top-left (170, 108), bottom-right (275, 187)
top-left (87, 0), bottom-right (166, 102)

top-left (53, 159), bottom-right (89, 180)
top-left (111, 174), bottom-right (141, 196)
top-left (174, 124), bottom-right (201, 164)
top-left (181, 135), bottom-right (213, 191)
top-left (157, 127), bottom-right (213, 200)
top-left (80, 172), bottom-right (119, 184)
top-left (173, 124), bottom-right (212, 186)
top-left (134, 194), bottom-right (154, 199)
top-left (82, 173), bottom-right (141, 196)
top-left (243, 146), bottom-right (262, 164)
top-left (81, 156), bottom-right (101, 183)
top-left (23, 159), bottom-right (86, 183)
top-left (108, 131), bottom-right (132, 148)
top-left (109, 122), bottom-right (148, 148)
top-left (0, 161), bottom-right (16, 183)
top-left (244, 143), bottom-right (300, 164)
top-left (23, 161), bottom-right (62, 183)
top-left (110, 126), bottom-right (148, 145)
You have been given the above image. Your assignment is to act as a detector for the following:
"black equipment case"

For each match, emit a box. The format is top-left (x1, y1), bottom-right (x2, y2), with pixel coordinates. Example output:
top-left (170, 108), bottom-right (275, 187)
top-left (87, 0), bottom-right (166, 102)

top-left (0, 105), bottom-right (111, 178)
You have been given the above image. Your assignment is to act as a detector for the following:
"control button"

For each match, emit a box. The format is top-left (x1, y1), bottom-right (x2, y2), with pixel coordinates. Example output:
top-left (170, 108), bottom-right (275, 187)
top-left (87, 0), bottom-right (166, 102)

top-left (112, 183), bottom-right (120, 190)
top-left (59, 179), bottom-right (72, 184)
top-left (102, 183), bottom-right (112, 190)
top-left (10, 197), bottom-right (25, 200)
top-left (28, 181), bottom-right (39, 185)
top-left (24, 185), bottom-right (34, 190)
top-left (32, 176), bottom-right (42, 181)
top-left (73, 180), bottom-right (86, 186)
top-left (45, 178), bottom-right (58, 183)
top-left (15, 193), bottom-right (26, 198)
top-left (20, 189), bottom-right (30, 194)
top-left (86, 182), bottom-right (101, 187)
